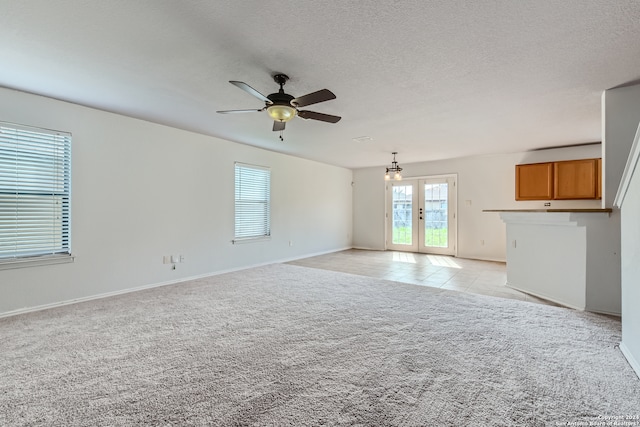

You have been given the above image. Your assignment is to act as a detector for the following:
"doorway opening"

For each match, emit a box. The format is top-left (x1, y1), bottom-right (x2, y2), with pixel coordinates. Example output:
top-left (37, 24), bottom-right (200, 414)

top-left (385, 175), bottom-right (457, 256)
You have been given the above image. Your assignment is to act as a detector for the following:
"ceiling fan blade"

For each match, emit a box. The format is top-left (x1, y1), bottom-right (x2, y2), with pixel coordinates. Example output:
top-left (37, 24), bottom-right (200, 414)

top-left (229, 81), bottom-right (272, 103)
top-left (217, 108), bottom-right (264, 114)
top-left (297, 110), bottom-right (342, 123)
top-left (291, 89), bottom-right (336, 108)
top-left (273, 121), bottom-right (286, 132)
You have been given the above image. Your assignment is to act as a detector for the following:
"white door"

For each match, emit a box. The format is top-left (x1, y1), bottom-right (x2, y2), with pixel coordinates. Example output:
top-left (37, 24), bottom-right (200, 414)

top-left (419, 177), bottom-right (456, 255)
top-left (386, 175), bottom-right (457, 255)
top-left (387, 181), bottom-right (419, 252)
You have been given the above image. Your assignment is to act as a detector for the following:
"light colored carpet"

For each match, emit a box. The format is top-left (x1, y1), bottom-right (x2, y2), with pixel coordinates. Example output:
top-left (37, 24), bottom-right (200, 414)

top-left (1, 264), bottom-right (638, 426)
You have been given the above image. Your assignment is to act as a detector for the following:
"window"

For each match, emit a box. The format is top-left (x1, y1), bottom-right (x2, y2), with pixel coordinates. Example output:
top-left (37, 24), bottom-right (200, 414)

top-left (0, 122), bottom-right (72, 266)
top-left (234, 162), bottom-right (270, 242)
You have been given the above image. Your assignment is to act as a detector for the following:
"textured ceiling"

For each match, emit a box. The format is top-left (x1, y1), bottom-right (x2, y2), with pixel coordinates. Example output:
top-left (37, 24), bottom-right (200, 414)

top-left (1, 1), bottom-right (640, 169)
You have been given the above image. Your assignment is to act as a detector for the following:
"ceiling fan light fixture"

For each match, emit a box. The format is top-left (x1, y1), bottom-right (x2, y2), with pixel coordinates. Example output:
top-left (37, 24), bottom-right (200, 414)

top-left (267, 104), bottom-right (297, 122)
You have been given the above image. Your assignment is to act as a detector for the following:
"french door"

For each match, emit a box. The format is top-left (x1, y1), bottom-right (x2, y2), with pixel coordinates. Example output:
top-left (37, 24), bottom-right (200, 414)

top-left (386, 175), bottom-right (457, 255)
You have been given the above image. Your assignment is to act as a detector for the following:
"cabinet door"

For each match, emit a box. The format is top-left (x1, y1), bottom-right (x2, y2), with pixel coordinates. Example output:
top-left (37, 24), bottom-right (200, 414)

top-left (596, 158), bottom-right (602, 199)
top-left (515, 163), bottom-right (553, 200)
top-left (553, 159), bottom-right (597, 199)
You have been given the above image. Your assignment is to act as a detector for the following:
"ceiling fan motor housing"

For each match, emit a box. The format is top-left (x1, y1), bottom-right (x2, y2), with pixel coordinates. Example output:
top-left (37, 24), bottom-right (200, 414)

top-left (268, 91), bottom-right (295, 105)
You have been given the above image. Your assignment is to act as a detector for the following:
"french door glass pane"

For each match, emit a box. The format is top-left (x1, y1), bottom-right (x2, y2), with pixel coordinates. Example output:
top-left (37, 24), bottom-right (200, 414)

top-left (424, 183), bottom-right (448, 248)
top-left (392, 185), bottom-right (412, 245)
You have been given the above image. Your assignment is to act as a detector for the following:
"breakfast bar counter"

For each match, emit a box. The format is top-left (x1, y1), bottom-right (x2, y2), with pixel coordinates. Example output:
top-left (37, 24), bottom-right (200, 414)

top-left (484, 209), bottom-right (619, 314)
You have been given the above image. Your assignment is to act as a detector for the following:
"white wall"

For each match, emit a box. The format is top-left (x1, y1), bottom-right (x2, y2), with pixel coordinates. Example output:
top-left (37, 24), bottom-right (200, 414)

top-left (0, 87), bottom-right (353, 316)
top-left (353, 144), bottom-right (602, 261)
top-left (603, 85), bottom-right (640, 207)
top-left (620, 155), bottom-right (640, 376)
top-left (606, 83), bottom-right (640, 377)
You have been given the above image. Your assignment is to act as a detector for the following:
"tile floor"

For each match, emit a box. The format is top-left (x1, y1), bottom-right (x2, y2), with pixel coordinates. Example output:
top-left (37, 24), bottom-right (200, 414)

top-left (287, 249), bottom-right (556, 306)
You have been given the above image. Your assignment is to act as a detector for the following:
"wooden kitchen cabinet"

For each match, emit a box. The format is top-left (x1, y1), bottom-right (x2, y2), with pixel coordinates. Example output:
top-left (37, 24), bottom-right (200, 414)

top-left (596, 158), bottom-right (602, 199)
top-left (553, 159), bottom-right (598, 199)
top-left (515, 158), bottom-right (601, 201)
top-left (515, 162), bottom-right (554, 200)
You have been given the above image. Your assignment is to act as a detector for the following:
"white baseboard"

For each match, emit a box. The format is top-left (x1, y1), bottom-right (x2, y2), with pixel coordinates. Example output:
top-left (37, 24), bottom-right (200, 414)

top-left (587, 307), bottom-right (622, 317)
top-left (0, 270), bottom-right (222, 319)
top-left (0, 246), bottom-right (354, 320)
top-left (0, 246), bottom-right (516, 319)
top-left (463, 256), bottom-right (506, 263)
top-left (505, 283), bottom-right (622, 316)
top-left (619, 342), bottom-right (640, 380)
top-left (352, 247), bottom-right (506, 264)
top-left (273, 246), bottom-right (353, 263)
top-left (506, 282), bottom-right (586, 311)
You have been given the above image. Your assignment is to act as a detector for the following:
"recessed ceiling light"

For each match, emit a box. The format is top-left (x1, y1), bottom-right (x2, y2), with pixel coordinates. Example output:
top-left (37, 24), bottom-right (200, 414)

top-left (352, 136), bottom-right (373, 142)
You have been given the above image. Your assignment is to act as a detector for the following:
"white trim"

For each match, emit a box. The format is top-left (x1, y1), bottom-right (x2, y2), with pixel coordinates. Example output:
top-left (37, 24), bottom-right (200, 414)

top-left (462, 255), bottom-right (506, 263)
top-left (404, 172), bottom-right (457, 180)
top-left (0, 271), bottom-right (217, 319)
top-left (614, 121), bottom-right (640, 208)
top-left (353, 245), bottom-right (384, 251)
top-left (506, 283), bottom-right (623, 316)
top-left (0, 246), bottom-right (352, 319)
top-left (506, 282), bottom-right (586, 311)
top-left (620, 342), bottom-right (640, 380)
top-left (586, 307), bottom-right (622, 317)
top-left (356, 247), bottom-right (506, 264)
top-left (232, 236), bottom-right (271, 245)
top-left (0, 254), bottom-right (75, 271)
top-left (601, 91), bottom-right (607, 206)
top-left (277, 246), bottom-right (352, 264)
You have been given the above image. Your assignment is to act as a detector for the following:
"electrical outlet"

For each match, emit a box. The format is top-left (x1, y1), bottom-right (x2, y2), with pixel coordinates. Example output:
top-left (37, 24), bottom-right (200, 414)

top-left (163, 255), bottom-right (171, 264)
top-left (289, 241), bottom-right (293, 247)
top-left (171, 255), bottom-right (179, 263)
top-left (480, 239), bottom-right (485, 246)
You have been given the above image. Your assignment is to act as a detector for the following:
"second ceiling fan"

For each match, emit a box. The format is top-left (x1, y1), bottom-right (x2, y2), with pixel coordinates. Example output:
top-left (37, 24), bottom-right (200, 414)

top-left (217, 73), bottom-right (341, 140)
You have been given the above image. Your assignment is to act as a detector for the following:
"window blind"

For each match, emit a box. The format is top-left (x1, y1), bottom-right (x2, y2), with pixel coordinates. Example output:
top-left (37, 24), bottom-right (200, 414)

top-left (234, 162), bottom-right (270, 241)
top-left (0, 122), bottom-right (72, 260)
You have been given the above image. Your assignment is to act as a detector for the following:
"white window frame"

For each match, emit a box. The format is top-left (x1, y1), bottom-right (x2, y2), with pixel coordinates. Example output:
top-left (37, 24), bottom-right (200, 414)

top-left (0, 122), bottom-right (73, 270)
top-left (233, 162), bottom-right (271, 244)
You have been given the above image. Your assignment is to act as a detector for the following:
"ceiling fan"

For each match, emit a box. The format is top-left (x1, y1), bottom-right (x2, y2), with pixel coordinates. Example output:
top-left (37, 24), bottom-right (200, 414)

top-left (217, 73), bottom-right (341, 140)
